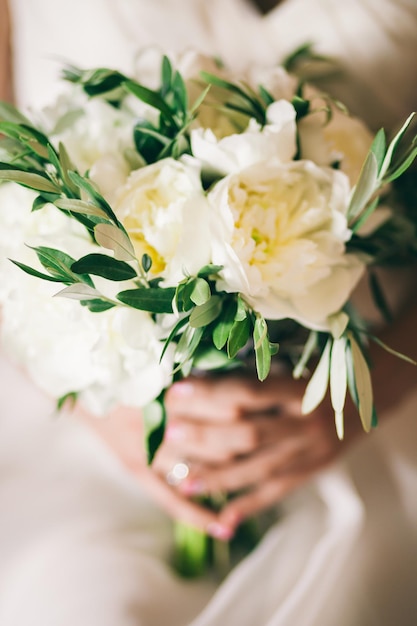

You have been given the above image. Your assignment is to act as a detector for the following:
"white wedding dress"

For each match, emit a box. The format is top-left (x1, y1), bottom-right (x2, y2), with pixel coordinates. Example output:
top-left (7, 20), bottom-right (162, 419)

top-left (1, 1), bottom-right (417, 625)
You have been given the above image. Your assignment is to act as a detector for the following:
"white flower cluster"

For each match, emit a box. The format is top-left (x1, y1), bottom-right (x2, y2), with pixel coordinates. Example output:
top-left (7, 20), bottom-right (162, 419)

top-left (0, 50), bottom-right (374, 414)
top-left (0, 184), bottom-right (173, 414)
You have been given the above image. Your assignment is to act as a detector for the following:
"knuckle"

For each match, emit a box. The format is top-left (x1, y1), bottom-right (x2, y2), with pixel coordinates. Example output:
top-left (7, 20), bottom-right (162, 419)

top-left (239, 423), bottom-right (261, 451)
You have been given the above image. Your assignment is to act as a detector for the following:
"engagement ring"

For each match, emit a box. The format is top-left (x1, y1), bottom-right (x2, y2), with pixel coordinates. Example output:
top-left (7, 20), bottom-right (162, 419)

top-left (166, 461), bottom-right (190, 487)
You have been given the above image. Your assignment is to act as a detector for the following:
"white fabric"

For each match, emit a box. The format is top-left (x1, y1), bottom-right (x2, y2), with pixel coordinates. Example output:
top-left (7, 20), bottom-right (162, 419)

top-left (1, 1), bottom-right (417, 624)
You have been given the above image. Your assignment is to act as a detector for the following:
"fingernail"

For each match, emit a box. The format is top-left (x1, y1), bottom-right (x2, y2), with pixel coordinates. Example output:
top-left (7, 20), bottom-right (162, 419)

top-left (207, 523), bottom-right (234, 541)
top-left (179, 479), bottom-right (206, 496)
top-left (165, 423), bottom-right (185, 441)
top-left (222, 511), bottom-right (242, 528)
top-left (171, 381), bottom-right (194, 397)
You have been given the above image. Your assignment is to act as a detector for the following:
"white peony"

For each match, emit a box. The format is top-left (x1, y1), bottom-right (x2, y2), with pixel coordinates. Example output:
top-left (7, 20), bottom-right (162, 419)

top-left (0, 183), bottom-right (174, 414)
top-left (50, 95), bottom-right (134, 178)
top-left (208, 160), bottom-right (365, 330)
top-left (191, 100), bottom-right (297, 176)
top-left (113, 157), bottom-right (211, 284)
top-left (297, 91), bottom-right (373, 185)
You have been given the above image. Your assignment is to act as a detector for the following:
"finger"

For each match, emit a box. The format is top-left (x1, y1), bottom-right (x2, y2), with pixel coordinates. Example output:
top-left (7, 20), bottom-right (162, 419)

top-left (174, 413), bottom-right (335, 496)
top-left (162, 414), bottom-right (290, 464)
top-left (180, 434), bottom-right (303, 496)
top-left (166, 375), bottom-right (304, 423)
top-left (136, 465), bottom-right (232, 536)
top-left (218, 470), bottom-right (312, 527)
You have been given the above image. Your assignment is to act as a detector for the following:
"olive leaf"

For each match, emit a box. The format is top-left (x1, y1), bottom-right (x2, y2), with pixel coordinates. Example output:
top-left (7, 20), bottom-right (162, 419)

top-left (94, 223), bottom-right (136, 261)
top-left (212, 299), bottom-right (238, 350)
top-left (54, 283), bottom-right (103, 300)
top-left (301, 338), bottom-right (331, 415)
top-left (330, 336), bottom-right (348, 439)
top-left (347, 151), bottom-right (378, 222)
top-left (189, 295), bottom-right (222, 328)
top-left (227, 313), bottom-right (251, 359)
top-left (253, 315), bottom-right (271, 381)
top-left (293, 330), bottom-right (318, 379)
top-left (143, 396), bottom-right (166, 465)
top-left (188, 277), bottom-right (211, 306)
top-left (55, 198), bottom-right (109, 219)
top-left (71, 253), bottom-right (137, 281)
top-left (116, 286), bottom-right (175, 313)
top-left (348, 333), bottom-right (373, 432)
top-left (0, 169), bottom-right (60, 193)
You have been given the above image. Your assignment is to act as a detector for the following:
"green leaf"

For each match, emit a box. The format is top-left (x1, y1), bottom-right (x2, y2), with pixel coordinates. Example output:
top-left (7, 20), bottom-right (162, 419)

top-left (31, 246), bottom-right (75, 279)
top-left (197, 264), bottom-right (223, 278)
top-left (192, 347), bottom-right (232, 371)
top-left (141, 253), bottom-right (152, 273)
top-left (253, 316), bottom-right (271, 381)
top-left (258, 85), bottom-right (275, 106)
top-left (94, 223), bottom-right (136, 261)
top-left (68, 171), bottom-right (119, 223)
top-left (54, 283), bottom-right (102, 300)
top-left (189, 278), bottom-right (211, 306)
top-left (159, 316), bottom-right (189, 363)
top-left (190, 85), bottom-right (211, 116)
top-left (347, 150), bottom-right (378, 222)
top-left (63, 65), bottom-right (126, 97)
top-left (330, 336), bottom-right (348, 439)
top-left (200, 73), bottom-right (265, 121)
top-left (80, 299), bottom-right (116, 312)
top-left (0, 121), bottom-right (50, 153)
top-left (174, 325), bottom-right (204, 364)
top-left (293, 330), bottom-right (318, 379)
top-left (32, 195), bottom-right (48, 212)
top-left (212, 299), bottom-right (238, 350)
top-left (345, 341), bottom-right (359, 408)
top-left (384, 144), bottom-right (417, 183)
top-left (291, 95), bottom-right (310, 119)
top-left (71, 253), bottom-right (137, 281)
top-left (124, 80), bottom-right (177, 126)
top-left (328, 311), bottom-right (349, 339)
top-left (301, 338), bottom-right (331, 414)
top-left (172, 70), bottom-right (188, 113)
top-left (161, 56), bottom-right (173, 97)
top-left (0, 169), bottom-right (60, 193)
top-left (56, 391), bottom-right (78, 412)
top-left (351, 197), bottom-right (379, 234)
top-left (234, 296), bottom-right (248, 321)
top-left (58, 142), bottom-right (79, 194)
top-left (189, 296), bottom-right (222, 328)
top-left (379, 112), bottom-right (415, 180)
top-left (348, 333), bottom-right (373, 432)
top-left (10, 259), bottom-right (65, 283)
top-left (175, 281), bottom-right (192, 313)
top-left (370, 128), bottom-right (386, 175)
top-left (116, 287), bottom-right (175, 313)
top-left (227, 314), bottom-right (251, 359)
top-left (143, 397), bottom-right (166, 464)
top-left (180, 278), bottom-right (198, 310)
top-left (369, 335), bottom-right (417, 366)
top-left (0, 101), bottom-right (33, 125)
top-left (55, 198), bottom-right (109, 219)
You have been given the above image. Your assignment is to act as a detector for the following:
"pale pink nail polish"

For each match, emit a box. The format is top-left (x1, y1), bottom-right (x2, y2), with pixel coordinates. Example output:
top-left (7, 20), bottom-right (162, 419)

top-left (171, 381), bottom-right (194, 396)
top-left (165, 423), bottom-right (185, 441)
top-left (179, 479), bottom-right (206, 496)
top-left (207, 523), bottom-right (234, 541)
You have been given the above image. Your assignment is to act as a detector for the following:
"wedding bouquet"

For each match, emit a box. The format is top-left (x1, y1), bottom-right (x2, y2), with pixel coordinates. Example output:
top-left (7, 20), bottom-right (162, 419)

top-left (0, 47), bottom-right (416, 574)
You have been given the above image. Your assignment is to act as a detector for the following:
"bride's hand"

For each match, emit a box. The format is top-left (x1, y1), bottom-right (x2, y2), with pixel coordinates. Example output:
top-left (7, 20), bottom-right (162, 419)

top-left (159, 374), bottom-right (363, 532)
top-left (75, 403), bottom-right (228, 537)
